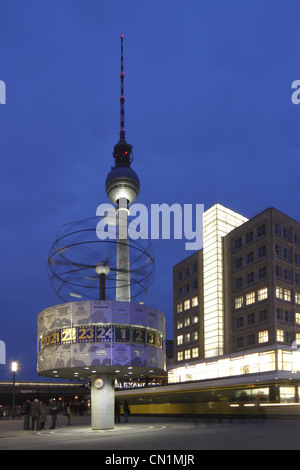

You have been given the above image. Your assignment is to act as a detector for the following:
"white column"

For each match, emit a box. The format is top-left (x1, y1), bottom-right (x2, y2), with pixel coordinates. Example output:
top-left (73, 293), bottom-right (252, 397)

top-left (91, 373), bottom-right (115, 430)
top-left (116, 197), bottom-right (131, 301)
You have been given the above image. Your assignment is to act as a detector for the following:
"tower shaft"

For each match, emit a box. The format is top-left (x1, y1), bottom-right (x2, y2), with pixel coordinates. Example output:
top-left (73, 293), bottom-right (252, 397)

top-left (116, 198), bottom-right (130, 301)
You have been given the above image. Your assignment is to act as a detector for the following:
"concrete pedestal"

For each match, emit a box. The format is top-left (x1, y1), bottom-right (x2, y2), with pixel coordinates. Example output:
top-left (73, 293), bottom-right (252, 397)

top-left (91, 373), bottom-right (115, 430)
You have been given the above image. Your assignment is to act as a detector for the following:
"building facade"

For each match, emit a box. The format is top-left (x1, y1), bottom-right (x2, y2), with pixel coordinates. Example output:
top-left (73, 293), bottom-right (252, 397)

top-left (172, 204), bottom-right (300, 371)
top-left (224, 207), bottom-right (300, 355)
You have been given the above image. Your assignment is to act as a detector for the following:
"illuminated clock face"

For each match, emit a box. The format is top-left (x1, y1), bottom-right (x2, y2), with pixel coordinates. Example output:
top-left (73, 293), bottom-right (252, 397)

top-left (94, 378), bottom-right (104, 389)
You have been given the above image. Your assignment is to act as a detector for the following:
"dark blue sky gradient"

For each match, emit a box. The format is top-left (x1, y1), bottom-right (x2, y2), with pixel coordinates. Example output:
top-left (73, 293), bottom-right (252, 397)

top-left (1, 0), bottom-right (300, 380)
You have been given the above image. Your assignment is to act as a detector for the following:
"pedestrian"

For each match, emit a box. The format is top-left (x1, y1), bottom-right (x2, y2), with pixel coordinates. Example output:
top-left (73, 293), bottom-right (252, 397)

top-left (49, 400), bottom-right (58, 429)
top-left (64, 404), bottom-right (72, 426)
top-left (21, 399), bottom-right (31, 430)
top-left (123, 400), bottom-right (130, 422)
top-left (39, 401), bottom-right (47, 430)
top-left (115, 400), bottom-right (120, 423)
top-left (30, 398), bottom-right (41, 430)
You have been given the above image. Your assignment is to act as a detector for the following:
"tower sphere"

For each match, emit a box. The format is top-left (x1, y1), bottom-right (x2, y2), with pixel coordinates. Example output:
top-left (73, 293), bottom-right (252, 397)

top-left (105, 164), bottom-right (140, 205)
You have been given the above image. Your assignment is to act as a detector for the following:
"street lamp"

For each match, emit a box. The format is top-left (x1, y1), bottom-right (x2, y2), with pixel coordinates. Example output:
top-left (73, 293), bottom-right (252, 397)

top-left (95, 263), bottom-right (110, 300)
top-left (11, 362), bottom-right (18, 419)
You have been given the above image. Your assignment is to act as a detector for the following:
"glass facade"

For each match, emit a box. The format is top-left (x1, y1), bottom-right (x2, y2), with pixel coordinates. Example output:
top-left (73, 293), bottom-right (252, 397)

top-left (203, 204), bottom-right (248, 358)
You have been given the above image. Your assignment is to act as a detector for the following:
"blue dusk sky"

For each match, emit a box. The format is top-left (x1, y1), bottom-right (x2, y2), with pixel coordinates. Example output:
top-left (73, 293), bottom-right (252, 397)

top-left (1, 0), bottom-right (300, 380)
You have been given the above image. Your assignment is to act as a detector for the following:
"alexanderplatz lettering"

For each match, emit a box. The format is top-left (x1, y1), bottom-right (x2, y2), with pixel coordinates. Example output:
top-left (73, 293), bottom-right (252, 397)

top-left (96, 203), bottom-right (204, 251)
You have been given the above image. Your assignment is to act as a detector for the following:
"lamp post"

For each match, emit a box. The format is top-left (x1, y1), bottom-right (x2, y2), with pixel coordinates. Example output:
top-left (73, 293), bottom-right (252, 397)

top-left (95, 263), bottom-right (110, 300)
top-left (11, 362), bottom-right (18, 419)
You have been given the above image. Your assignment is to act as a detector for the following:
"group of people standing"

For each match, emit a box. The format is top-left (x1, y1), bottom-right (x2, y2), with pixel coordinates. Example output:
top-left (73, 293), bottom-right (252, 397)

top-left (21, 399), bottom-right (69, 430)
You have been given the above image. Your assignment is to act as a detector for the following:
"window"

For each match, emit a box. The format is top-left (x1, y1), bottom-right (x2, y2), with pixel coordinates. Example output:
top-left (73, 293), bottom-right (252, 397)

top-left (184, 284), bottom-right (190, 294)
top-left (276, 286), bottom-right (283, 299)
top-left (295, 233), bottom-right (300, 245)
top-left (277, 329), bottom-right (284, 342)
top-left (191, 279), bottom-right (198, 290)
top-left (284, 269), bottom-right (291, 281)
top-left (184, 299), bottom-right (190, 310)
top-left (295, 293), bottom-right (300, 305)
top-left (258, 287), bottom-right (268, 301)
top-left (276, 266), bottom-right (283, 278)
top-left (296, 274), bottom-right (300, 285)
top-left (177, 320), bottom-right (183, 329)
top-left (184, 317), bottom-right (190, 327)
top-left (192, 296), bottom-right (198, 307)
top-left (275, 244), bottom-right (282, 256)
top-left (247, 312), bottom-right (255, 325)
top-left (236, 317), bottom-right (243, 328)
top-left (295, 254), bottom-right (300, 266)
top-left (246, 252), bottom-right (254, 264)
top-left (283, 248), bottom-right (291, 261)
top-left (282, 227), bottom-right (291, 240)
top-left (247, 334), bottom-right (255, 345)
top-left (277, 308), bottom-right (283, 320)
top-left (259, 309), bottom-right (268, 322)
top-left (246, 292), bottom-right (255, 305)
top-left (257, 246), bottom-right (266, 258)
top-left (177, 272), bottom-right (182, 281)
top-left (177, 335), bottom-right (183, 345)
top-left (285, 331), bottom-right (292, 342)
top-left (284, 289), bottom-right (291, 301)
top-left (235, 257), bottom-right (243, 269)
top-left (275, 223), bottom-right (281, 236)
top-left (258, 267), bottom-right (267, 279)
top-left (177, 351), bottom-right (183, 361)
top-left (236, 337), bottom-right (244, 348)
top-left (235, 277), bottom-right (243, 289)
top-left (192, 347), bottom-right (199, 358)
top-left (192, 263), bottom-right (198, 273)
top-left (245, 231), bottom-right (253, 244)
top-left (192, 314), bottom-right (199, 324)
top-left (193, 331), bottom-right (198, 341)
top-left (235, 296), bottom-right (243, 309)
top-left (235, 237), bottom-right (242, 249)
top-left (177, 303), bottom-right (183, 314)
top-left (185, 349), bottom-right (191, 360)
top-left (246, 272), bottom-right (254, 284)
top-left (185, 333), bottom-right (191, 343)
top-left (257, 224), bottom-right (266, 237)
top-left (185, 267), bottom-right (190, 277)
top-left (296, 313), bottom-right (300, 324)
top-left (259, 330), bottom-right (269, 343)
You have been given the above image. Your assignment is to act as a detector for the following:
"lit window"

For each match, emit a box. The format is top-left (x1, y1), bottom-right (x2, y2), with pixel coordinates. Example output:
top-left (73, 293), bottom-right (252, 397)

top-left (192, 315), bottom-right (199, 324)
top-left (259, 330), bottom-right (269, 343)
top-left (192, 296), bottom-right (198, 307)
top-left (193, 331), bottom-right (198, 341)
top-left (184, 350), bottom-right (191, 360)
top-left (258, 287), bottom-right (268, 301)
top-left (296, 333), bottom-right (300, 344)
top-left (296, 313), bottom-right (300, 324)
top-left (192, 347), bottom-right (199, 358)
top-left (276, 286), bottom-right (283, 299)
top-left (246, 292), bottom-right (255, 305)
top-left (284, 289), bottom-right (291, 301)
top-left (295, 293), bottom-right (300, 305)
top-left (177, 335), bottom-right (183, 345)
top-left (185, 333), bottom-right (191, 343)
top-left (235, 296), bottom-right (243, 309)
top-left (177, 303), bottom-right (183, 313)
top-left (184, 300), bottom-right (190, 310)
top-left (177, 351), bottom-right (183, 361)
top-left (177, 320), bottom-right (183, 329)
top-left (277, 329), bottom-right (284, 342)
top-left (184, 317), bottom-right (190, 327)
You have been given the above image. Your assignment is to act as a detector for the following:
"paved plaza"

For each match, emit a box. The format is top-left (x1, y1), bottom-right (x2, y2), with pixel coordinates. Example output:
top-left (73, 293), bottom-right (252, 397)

top-left (0, 413), bottom-right (299, 451)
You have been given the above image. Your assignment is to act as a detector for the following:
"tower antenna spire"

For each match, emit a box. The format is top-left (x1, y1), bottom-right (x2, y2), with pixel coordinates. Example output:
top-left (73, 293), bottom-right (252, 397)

top-left (113, 35), bottom-right (132, 165)
top-left (120, 34), bottom-right (125, 140)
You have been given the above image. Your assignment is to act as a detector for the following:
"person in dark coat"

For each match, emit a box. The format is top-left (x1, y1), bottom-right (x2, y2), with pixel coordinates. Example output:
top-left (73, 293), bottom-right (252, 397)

top-left (30, 399), bottom-right (41, 430)
top-left (22, 400), bottom-right (31, 430)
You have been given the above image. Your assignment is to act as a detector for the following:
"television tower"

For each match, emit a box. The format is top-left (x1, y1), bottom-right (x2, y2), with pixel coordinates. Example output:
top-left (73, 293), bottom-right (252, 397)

top-left (105, 35), bottom-right (140, 301)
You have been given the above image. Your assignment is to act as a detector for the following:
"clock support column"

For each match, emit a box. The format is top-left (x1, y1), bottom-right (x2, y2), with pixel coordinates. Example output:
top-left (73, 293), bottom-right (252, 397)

top-left (91, 373), bottom-right (115, 430)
